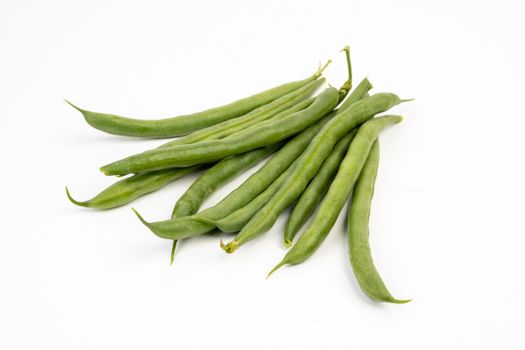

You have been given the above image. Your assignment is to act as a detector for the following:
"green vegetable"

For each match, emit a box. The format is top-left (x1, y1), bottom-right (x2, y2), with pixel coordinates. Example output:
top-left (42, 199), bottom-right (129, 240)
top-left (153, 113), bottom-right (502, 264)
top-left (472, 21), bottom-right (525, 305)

top-left (221, 93), bottom-right (406, 253)
top-left (267, 115), bottom-right (403, 277)
top-left (67, 66), bottom-right (328, 138)
top-left (283, 130), bottom-right (356, 246)
top-left (347, 141), bottom-right (411, 303)
top-left (100, 88), bottom-right (340, 175)
top-left (168, 144), bottom-right (280, 262)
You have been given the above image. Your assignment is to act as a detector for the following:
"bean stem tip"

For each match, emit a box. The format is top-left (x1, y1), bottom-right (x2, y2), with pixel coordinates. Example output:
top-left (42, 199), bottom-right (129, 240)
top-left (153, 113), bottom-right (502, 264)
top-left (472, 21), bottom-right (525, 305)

top-left (266, 261), bottom-right (285, 279)
top-left (220, 240), bottom-right (238, 254)
top-left (169, 240), bottom-right (178, 265)
top-left (65, 186), bottom-right (88, 207)
top-left (132, 208), bottom-right (151, 229)
top-left (314, 60), bottom-right (332, 78)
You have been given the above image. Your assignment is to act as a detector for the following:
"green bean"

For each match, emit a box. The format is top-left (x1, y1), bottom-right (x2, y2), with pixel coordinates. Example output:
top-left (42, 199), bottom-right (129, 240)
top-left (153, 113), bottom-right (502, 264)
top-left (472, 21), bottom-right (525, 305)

top-left (347, 141), bottom-right (410, 303)
top-left (66, 86), bottom-right (317, 210)
top-left (230, 98), bottom-right (314, 138)
top-left (283, 129), bottom-right (357, 247)
top-left (100, 87), bottom-right (340, 175)
top-left (133, 71), bottom-right (367, 240)
top-left (168, 144), bottom-right (280, 262)
top-left (133, 112), bottom-right (336, 240)
top-left (221, 93), bottom-right (406, 254)
top-left (66, 64), bottom-right (330, 138)
top-left (194, 115), bottom-right (332, 221)
top-left (171, 145), bottom-right (280, 218)
top-left (278, 78), bottom-right (372, 243)
top-left (267, 115), bottom-right (402, 277)
top-left (208, 158), bottom-right (299, 233)
top-left (159, 79), bottom-right (323, 148)
top-left (214, 81), bottom-right (372, 237)
top-left (65, 166), bottom-right (201, 209)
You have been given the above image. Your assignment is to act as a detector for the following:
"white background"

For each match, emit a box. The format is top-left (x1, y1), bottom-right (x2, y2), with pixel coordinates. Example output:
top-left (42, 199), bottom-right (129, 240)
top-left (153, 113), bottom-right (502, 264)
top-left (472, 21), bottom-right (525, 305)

top-left (1, 0), bottom-right (524, 349)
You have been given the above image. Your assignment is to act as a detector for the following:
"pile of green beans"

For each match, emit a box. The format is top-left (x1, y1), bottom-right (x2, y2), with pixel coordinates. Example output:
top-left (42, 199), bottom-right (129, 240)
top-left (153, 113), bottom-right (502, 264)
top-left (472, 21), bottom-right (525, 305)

top-left (66, 46), bottom-right (411, 304)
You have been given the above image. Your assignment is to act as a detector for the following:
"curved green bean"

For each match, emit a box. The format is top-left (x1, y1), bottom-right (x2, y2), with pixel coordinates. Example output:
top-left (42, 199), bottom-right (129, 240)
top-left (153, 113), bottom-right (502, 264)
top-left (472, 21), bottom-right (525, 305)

top-left (221, 93), bottom-right (406, 254)
top-left (278, 77), bottom-right (372, 237)
top-left (283, 129), bottom-right (357, 247)
top-left (65, 166), bottom-right (201, 209)
top-left (171, 144), bottom-right (280, 218)
top-left (66, 65), bottom-right (329, 138)
top-left (100, 87), bottom-right (340, 175)
top-left (133, 112), bottom-right (337, 240)
top-left (158, 79), bottom-right (324, 148)
top-left (168, 144), bottom-right (280, 262)
top-left (347, 141), bottom-right (410, 303)
top-left (66, 85), bottom-right (317, 210)
top-left (208, 157), bottom-right (298, 233)
top-left (267, 115), bottom-right (402, 277)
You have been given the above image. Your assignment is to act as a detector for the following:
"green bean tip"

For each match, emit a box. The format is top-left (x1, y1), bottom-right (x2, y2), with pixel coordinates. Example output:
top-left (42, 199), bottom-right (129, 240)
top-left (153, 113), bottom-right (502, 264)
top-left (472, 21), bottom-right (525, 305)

top-left (400, 98), bottom-right (415, 103)
top-left (283, 239), bottom-right (293, 248)
top-left (387, 298), bottom-right (412, 304)
top-left (220, 239), bottom-right (238, 254)
top-left (64, 99), bottom-right (84, 112)
top-left (65, 186), bottom-right (88, 207)
top-left (266, 261), bottom-right (285, 279)
top-left (99, 167), bottom-right (111, 176)
top-left (169, 240), bottom-right (177, 265)
top-left (132, 208), bottom-right (152, 229)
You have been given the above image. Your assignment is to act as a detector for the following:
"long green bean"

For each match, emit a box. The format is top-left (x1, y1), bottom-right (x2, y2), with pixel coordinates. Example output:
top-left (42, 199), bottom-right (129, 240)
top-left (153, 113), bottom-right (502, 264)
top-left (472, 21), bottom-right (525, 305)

top-left (101, 88), bottom-right (340, 175)
top-left (267, 115), bottom-right (403, 276)
top-left (283, 129), bottom-right (356, 246)
top-left (66, 65), bottom-right (328, 138)
top-left (347, 141), bottom-right (410, 303)
top-left (221, 94), bottom-right (406, 253)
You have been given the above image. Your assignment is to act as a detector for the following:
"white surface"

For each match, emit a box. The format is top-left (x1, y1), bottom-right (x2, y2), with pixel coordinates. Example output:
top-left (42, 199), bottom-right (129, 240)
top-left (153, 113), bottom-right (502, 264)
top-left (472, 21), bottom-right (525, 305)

top-left (1, 0), bottom-right (524, 349)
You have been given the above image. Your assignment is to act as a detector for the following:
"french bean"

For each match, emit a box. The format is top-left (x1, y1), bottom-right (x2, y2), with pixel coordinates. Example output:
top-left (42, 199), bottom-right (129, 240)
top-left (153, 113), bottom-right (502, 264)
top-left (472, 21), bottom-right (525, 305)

top-left (171, 145), bottom-right (281, 218)
top-left (221, 93), bottom-right (406, 253)
top-left (267, 115), bottom-right (402, 276)
top-left (66, 65), bottom-right (328, 138)
top-left (66, 86), bottom-right (317, 210)
top-left (65, 166), bottom-right (201, 209)
top-left (100, 87), bottom-right (340, 175)
top-left (133, 112), bottom-right (339, 240)
top-left (209, 158), bottom-right (299, 233)
top-left (283, 129), bottom-right (356, 246)
top-left (168, 144), bottom-right (280, 262)
top-left (158, 79), bottom-right (324, 148)
top-left (347, 141), bottom-right (410, 303)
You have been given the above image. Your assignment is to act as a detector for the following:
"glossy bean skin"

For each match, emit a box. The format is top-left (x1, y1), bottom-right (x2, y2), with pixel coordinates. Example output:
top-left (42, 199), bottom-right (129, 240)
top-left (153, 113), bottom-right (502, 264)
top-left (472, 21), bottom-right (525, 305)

top-left (221, 93), bottom-right (404, 253)
top-left (133, 114), bottom-right (334, 240)
top-left (347, 141), bottom-right (410, 303)
top-left (67, 73), bottom-right (323, 138)
top-left (100, 87), bottom-right (340, 176)
top-left (267, 115), bottom-right (402, 276)
top-left (66, 166), bottom-right (200, 209)
top-left (171, 144), bottom-right (280, 217)
top-left (159, 79), bottom-right (323, 148)
top-left (283, 130), bottom-right (356, 246)
top-left (66, 89), bottom-right (316, 210)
